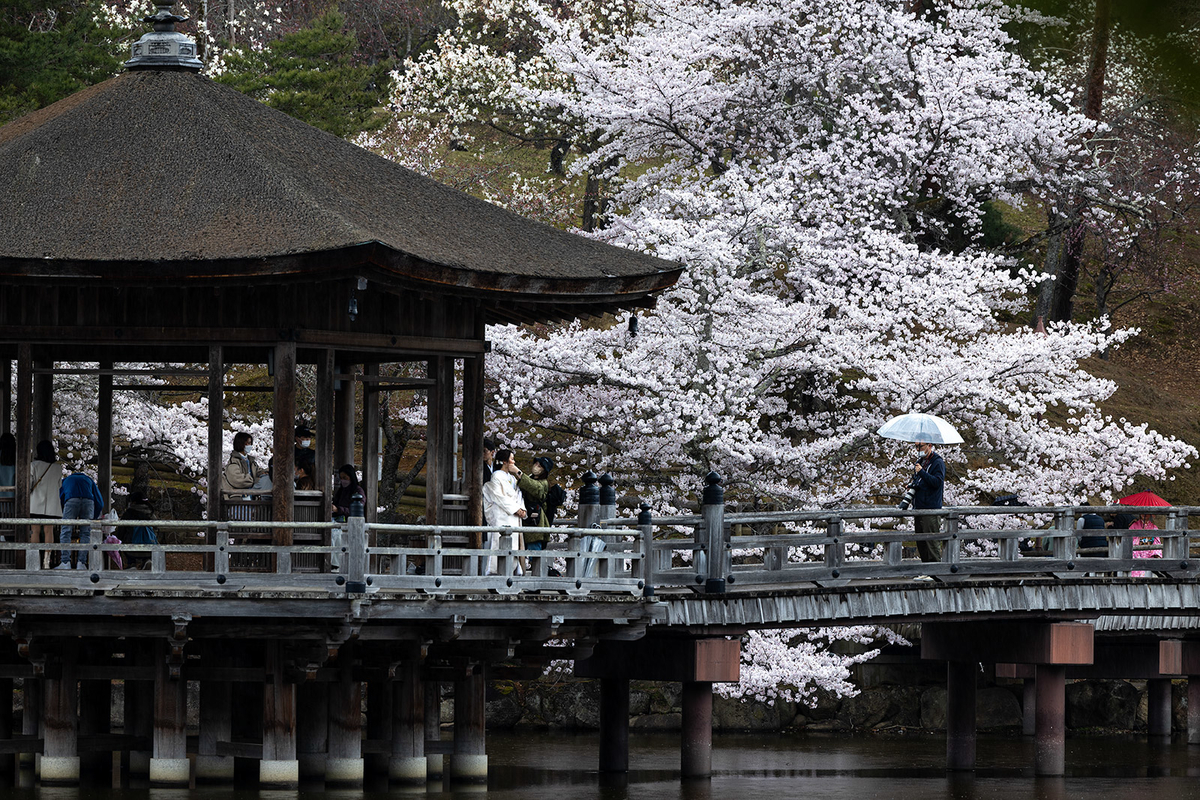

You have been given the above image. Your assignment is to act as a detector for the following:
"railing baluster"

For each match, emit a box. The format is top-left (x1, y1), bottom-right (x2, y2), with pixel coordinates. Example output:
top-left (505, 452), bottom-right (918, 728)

top-left (215, 525), bottom-right (230, 575)
top-left (825, 517), bottom-right (844, 575)
top-left (944, 513), bottom-right (960, 569)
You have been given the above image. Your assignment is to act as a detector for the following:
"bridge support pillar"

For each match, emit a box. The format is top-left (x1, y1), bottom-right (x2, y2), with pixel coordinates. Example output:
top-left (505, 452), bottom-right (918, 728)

top-left (1034, 664), bottom-right (1065, 776)
top-left (150, 639), bottom-right (189, 787)
top-left (1022, 678), bottom-right (1036, 736)
top-left (125, 638), bottom-right (153, 778)
top-left (78, 670), bottom-right (111, 786)
top-left (1147, 678), bottom-right (1172, 740)
top-left (197, 645), bottom-right (234, 784)
top-left (327, 643), bottom-right (364, 787)
top-left (424, 680), bottom-right (443, 780)
top-left (20, 676), bottom-right (40, 773)
top-left (450, 664), bottom-right (487, 784)
top-left (296, 681), bottom-right (328, 781)
top-left (260, 640), bottom-right (299, 789)
top-left (366, 678), bottom-right (391, 779)
top-left (42, 645), bottom-right (79, 786)
top-left (599, 677), bottom-right (629, 773)
top-left (390, 656), bottom-right (425, 785)
top-left (945, 661), bottom-right (976, 771)
top-left (681, 680), bottom-right (712, 778)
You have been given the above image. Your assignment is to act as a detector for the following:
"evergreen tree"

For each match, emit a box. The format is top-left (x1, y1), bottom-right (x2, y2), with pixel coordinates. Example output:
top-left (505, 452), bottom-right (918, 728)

top-left (215, 10), bottom-right (389, 138)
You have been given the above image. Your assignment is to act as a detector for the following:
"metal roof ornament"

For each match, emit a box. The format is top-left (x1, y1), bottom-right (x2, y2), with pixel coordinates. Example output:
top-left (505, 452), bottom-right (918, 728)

top-left (125, 2), bottom-right (203, 72)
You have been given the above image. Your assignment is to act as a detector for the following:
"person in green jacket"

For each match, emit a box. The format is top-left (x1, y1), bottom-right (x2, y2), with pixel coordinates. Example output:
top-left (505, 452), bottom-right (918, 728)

top-left (517, 456), bottom-right (555, 550)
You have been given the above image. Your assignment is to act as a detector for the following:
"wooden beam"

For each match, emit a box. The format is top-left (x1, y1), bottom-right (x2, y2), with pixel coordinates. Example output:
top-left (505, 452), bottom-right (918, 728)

top-left (921, 622), bottom-right (1094, 665)
top-left (32, 353), bottom-right (52, 443)
top-left (97, 361), bottom-right (113, 515)
top-left (334, 362), bottom-right (356, 470)
top-left (207, 346), bottom-right (224, 554)
top-left (362, 363), bottom-right (379, 525)
top-left (462, 353), bottom-right (484, 542)
top-left (15, 345), bottom-right (32, 562)
top-left (316, 350), bottom-right (335, 524)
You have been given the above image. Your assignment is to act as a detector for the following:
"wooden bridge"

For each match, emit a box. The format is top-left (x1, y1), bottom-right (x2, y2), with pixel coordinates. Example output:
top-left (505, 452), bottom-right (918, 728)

top-left (0, 471), bottom-right (1197, 787)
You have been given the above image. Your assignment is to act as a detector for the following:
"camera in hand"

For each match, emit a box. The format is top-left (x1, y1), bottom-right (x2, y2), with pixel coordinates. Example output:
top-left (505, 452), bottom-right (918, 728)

top-left (897, 484), bottom-right (917, 510)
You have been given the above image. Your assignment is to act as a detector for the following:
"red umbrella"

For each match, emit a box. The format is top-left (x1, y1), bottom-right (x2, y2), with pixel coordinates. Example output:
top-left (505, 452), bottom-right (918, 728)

top-left (1117, 491), bottom-right (1170, 507)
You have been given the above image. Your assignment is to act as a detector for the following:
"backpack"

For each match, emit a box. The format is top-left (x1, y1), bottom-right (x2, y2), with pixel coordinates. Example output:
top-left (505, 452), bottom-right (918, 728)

top-left (545, 484), bottom-right (567, 525)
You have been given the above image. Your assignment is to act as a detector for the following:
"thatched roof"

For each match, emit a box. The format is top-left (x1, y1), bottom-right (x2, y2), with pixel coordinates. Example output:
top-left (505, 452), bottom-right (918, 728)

top-left (0, 69), bottom-right (681, 321)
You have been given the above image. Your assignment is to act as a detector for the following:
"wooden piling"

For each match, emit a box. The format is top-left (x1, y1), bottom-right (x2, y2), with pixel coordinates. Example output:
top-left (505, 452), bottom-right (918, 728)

top-left (1147, 678), bottom-right (1172, 739)
top-left (42, 645), bottom-right (79, 786)
top-left (1034, 664), bottom-right (1066, 775)
top-left (326, 644), bottom-right (363, 787)
top-left (424, 680), bottom-right (443, 780)
top-left (390, 657), bottom-right (425, 785)
top-left (296, 681), bottom-right (329, 781)
top-left (449, 665), bottom-right (487, 784)
top-left (197, 642), bottom-right (234, 784)
top-left (680, 680), bottom-right (712, 778)
top-left (261, 640), bottom-right (298, 788)
top-left (150, 639), bottom-right (189, 787)
top-left (599, 677), bottom-right (629, 773)
top-left (945, 661), bottom-right (976, 771)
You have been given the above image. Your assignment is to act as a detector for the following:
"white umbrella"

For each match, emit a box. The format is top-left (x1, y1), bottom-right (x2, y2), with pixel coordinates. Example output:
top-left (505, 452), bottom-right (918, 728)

top-left (877, 412), bottom-right (964, 445)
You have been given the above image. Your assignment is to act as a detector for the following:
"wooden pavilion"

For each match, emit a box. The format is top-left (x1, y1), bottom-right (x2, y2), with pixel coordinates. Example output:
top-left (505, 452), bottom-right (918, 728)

top-left (0, 5), bottom-right (681, 544)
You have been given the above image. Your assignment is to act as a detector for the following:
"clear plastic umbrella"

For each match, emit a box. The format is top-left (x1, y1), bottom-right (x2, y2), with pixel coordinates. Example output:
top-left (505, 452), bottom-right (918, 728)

top-left (877, 412), bottom-right (964, 444)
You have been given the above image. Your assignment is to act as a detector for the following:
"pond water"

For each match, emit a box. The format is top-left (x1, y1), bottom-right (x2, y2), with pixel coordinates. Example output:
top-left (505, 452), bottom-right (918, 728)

top-left (9, 730), bottom-right (1200, 799)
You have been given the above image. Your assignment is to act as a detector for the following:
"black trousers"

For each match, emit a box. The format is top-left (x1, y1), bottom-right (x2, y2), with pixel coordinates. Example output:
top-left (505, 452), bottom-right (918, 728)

top-left (915, 513), bottom-right (943, 563)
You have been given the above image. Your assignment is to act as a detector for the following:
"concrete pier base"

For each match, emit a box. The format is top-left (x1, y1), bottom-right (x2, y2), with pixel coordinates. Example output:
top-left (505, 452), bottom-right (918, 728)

top-left (149, 757), bottom-right (191, 787)
top-left (389, 756), bottom-right (427, 785)
top-left (40, 755), bottom-right (80, 785)
top-left (326, 757), bottom-right (365, 785)
top-left (448, 754), bottom-right (488, 783)
top-left (424, 680), bottom-right (442, 780)
top-left (259, 759), bottom-right (300, 788)
top-left (451, 666), bottom-right (487, 784)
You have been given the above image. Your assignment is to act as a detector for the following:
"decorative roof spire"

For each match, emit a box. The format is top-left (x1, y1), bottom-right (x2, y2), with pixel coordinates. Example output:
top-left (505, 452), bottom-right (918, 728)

top-left (125, 2), bottom-right (202, 72)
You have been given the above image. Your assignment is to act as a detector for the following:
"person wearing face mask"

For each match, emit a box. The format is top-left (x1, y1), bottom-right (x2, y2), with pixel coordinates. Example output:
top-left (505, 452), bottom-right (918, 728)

top-left (221, 432), bottom-right (271, 496)
top-left (331, 464), bottom-right (362, 522)
top-left (911, 437), bottom-right (945, 563)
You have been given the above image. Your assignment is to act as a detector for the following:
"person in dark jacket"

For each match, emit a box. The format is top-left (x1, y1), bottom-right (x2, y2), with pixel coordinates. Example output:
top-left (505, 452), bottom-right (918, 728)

top-left (911, 439), bottom-right (945, 563)
top-left (59, 472), bottom-right (105, 569)
top-left (331, 464), bottom-right (362, 522)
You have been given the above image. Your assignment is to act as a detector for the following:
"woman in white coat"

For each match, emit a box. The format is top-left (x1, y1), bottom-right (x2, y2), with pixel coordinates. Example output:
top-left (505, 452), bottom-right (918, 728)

top-left (482, 449), bottom-right (526, 575)
top-left (30, 439), bottom-right (64, 569)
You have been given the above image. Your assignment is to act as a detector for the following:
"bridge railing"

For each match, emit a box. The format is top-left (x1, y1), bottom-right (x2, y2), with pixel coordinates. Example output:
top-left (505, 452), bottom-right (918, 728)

top-left (602, 475), bottom-right (1198, 591)
top-left (0, 517), bottom-right (645, 597)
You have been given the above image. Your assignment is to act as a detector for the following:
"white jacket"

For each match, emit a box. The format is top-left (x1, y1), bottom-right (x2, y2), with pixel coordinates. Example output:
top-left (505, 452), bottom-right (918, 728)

top-left (30, 460), bottom-right (63, 517)
top-left (482, 470), bottom-right (525, 527)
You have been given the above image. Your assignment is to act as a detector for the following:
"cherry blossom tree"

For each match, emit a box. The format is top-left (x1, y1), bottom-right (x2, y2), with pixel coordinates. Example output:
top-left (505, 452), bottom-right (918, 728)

top-left (386, 0), bottom-right (1197, 701)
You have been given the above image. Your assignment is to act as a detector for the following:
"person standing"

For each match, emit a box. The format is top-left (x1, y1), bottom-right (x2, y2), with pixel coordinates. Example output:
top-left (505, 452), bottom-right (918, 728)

top-left (29, 440), bottom-right (64, 569)
top-left (481, 437), bottom-right (498, 485)
top-left (59, 471), bottom-right (105, 569)
top-left (517, 456), bottom-right (554, 550)
top-left (911, 438), bottom-right (945, 563)
top-left (482, 449), bottom-right (526, 575)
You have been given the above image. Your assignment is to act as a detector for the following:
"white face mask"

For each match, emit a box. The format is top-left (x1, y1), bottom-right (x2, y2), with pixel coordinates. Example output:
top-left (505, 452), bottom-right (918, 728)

top-left (300, 439), bottom-right (312, 448)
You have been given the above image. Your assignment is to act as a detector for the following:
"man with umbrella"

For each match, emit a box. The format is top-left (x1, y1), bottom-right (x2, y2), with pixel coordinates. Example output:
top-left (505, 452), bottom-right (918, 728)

top-left (878, 412), bottom-right (962, 564)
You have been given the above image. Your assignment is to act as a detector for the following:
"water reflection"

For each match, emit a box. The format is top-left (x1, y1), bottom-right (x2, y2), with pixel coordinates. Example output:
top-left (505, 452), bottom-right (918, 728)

top-left (9, 732), bottom-right (1200, 799)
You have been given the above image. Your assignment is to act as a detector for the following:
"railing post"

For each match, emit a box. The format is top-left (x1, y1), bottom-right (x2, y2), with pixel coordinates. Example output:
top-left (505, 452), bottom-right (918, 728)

top-left (825, 516), bottom-right (844, 576)
top-left (572, 471), bottom-right (599, 579)
top-left (1051, 511), bottom-right (1075, 563)
top-left (1164, 510), bottom-right (1185, 566)
top-left (598, 473), bottom-right (616, 578)
top-left (702, 472), bottom-right (726, 594)
top-left (637, 503), bottom-right (654, 598)
top-left (346, 491), bottom-right (367, 593)
top-left (215, 524), bottom-right (230, 576)
top-left (944, 513), bottom-right (960, 571)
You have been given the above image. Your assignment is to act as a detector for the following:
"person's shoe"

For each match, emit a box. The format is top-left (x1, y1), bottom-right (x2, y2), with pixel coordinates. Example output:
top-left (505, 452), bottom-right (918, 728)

top-left (76, 560), bottom-right (89, 570)
top-left (53, 562), bottom-right (71, 570)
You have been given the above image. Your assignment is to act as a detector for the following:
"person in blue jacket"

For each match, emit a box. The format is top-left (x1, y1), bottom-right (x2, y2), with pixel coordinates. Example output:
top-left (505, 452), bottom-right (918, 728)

top-left (911, 438), bottom-right (945, 563)
top-left (59, 472), bottom-right (105, 569)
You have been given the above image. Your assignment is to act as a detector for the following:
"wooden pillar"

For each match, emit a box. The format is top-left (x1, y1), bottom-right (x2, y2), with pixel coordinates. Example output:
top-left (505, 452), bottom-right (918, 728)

top-left (196, 641), bottom-right (234, 784)
top-left (326, 643), bottom-right (363, 787)
top-left (390, 656), bottom-right (425, 785)
top-left (125, 638), bottom-right (153, 778)
top-left (20, 675), bottom-right (40, 772)
top-left (362, 363), bottom-right (379, 524)
top-left (946, 661), bottom-right (977, 771)
top-left (42, 645), bottom-right (79, 786)
top-left (462, 353), bottom-right (485, 543)
top-left (0, 676), bottom-right (11, 777)
top-left (97, 361), bottom-right (113, 517)
top-left (272, 342), bottom-right (297, 555)
top-left (316, 349), bottom-right (335, 522)
top-left (32, 355), bottom-right (52, 443)
top-left (150, 639), bottom-right (188, 787)
top-left (1, 357), bottom-right (10, 434)
top-left (1034, 664), bottom-right (1066, 776)
top-left (680, 681), bottom-right (712, 779)
top-left (1022, 678), bottom-right (1036, 736)
top-left (334, 362), bottom-right (357, 470)
top-left (450, 665), bottom-right (487, 783)
top-left (424, 680), bottom-right (443, 780)
top-left (1147, 678), bottom-right (1172, 739)
top-left (599, 677), bottom-right (630, 773)
top-left (15, 346), bottom-right (32, 568)
top-left (78, 664), bottom-right (111, 785)
top-left (206, 346), bottom-right (224, 562)
top-left (366, 678), bottom-right (391, 778)
top-left (297, 681), bottom-right (328, 781)
top-left (261, 640), bottom-right (298, 788)
top-left (425, 357), bottom-right (454, 525)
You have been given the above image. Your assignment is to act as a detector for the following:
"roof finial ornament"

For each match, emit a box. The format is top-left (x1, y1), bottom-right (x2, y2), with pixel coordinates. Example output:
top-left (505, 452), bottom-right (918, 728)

top-left (125, 1), bottom-right (203, 72)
